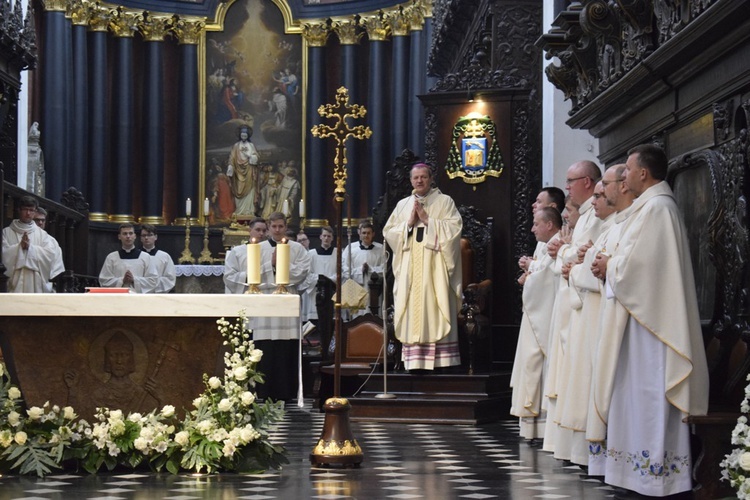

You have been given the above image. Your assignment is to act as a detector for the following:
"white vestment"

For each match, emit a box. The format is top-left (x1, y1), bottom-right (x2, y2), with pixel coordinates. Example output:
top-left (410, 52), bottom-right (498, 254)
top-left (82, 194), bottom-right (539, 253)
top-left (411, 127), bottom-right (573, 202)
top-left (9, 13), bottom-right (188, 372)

top-left (589, 182), bottom-right (709, 496)
top-left (144, 248), bottom-right (176, 293)
top-left (383, 188), bottom-right (463, 370)
top-left (544, 196), bottom-right (602, 454)
top-left (2, 220), bottom-right (65, 293)
top-left (510, 232), bottom-right (560, 439)
top-left (342, 241), bottom-right (385, 318)
top-left (555, 213), bottom-right (615, 464)
top-left (301, 247), bottom-right (337, 321)
top-left (98, 249), bottom-right (158, 293)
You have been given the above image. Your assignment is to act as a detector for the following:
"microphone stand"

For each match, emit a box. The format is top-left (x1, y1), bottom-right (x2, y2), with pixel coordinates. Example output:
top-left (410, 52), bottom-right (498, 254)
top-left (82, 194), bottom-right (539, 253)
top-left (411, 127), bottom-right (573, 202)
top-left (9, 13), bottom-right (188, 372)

top-left (375, 248), bottom-right (396, 399)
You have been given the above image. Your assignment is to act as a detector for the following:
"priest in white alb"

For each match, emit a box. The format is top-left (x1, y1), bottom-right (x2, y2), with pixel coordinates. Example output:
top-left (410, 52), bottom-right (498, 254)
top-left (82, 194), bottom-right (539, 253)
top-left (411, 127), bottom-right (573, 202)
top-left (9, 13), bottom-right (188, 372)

top-left (383, 163), bottom-right (463, 370)
top-left (2, 196), bottom-right (65, 293)
top-left (589, 144), bottom-right (709, 497)
top-left (510, 206), bottom-right (562, 440)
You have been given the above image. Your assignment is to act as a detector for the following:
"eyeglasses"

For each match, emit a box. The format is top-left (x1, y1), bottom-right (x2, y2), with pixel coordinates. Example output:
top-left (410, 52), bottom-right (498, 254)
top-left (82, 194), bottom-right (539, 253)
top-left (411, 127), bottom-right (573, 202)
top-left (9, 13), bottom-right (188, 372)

top-left (601, 179), bottom-right (622, 187)
top-left (565, 176), bottom-right (589, 186)
top-left (33, 218), bottom-right (46, 223)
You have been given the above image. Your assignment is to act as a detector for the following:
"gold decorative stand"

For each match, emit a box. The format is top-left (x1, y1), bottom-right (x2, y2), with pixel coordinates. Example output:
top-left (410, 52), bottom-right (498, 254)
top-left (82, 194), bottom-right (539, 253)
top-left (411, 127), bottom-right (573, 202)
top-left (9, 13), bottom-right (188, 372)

top-left (178, 216), bottom-right (196, 264)
top-left (309, 87), bottom-right (371, 467)
top-left (198, 217), bottom-right (213, 264)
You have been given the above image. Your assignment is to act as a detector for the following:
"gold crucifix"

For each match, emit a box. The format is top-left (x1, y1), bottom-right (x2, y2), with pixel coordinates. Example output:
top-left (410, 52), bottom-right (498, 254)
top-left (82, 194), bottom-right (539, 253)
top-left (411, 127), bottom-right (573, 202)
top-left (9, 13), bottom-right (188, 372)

top-left (311, 86), bottom-right (372, 200)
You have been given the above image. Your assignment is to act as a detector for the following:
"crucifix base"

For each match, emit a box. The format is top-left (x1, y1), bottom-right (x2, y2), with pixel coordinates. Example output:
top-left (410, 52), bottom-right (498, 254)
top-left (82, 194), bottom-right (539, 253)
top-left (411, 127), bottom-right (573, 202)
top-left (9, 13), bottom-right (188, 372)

top-left (310, 397), bottom-right (363, 467)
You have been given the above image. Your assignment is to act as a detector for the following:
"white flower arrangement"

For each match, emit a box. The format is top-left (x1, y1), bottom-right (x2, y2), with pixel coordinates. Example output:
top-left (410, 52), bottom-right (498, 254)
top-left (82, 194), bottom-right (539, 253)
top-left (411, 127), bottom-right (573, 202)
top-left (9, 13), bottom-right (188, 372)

top-left (0, 311), bottom-right (287, 477)
top-left (721, 373), bottom-right (750, 497)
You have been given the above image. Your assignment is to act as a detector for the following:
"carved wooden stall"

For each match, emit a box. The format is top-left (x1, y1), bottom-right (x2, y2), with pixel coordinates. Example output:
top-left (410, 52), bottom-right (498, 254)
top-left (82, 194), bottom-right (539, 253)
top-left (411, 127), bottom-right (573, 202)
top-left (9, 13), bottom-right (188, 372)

top-left (537, 1), bottom-right (750, 498)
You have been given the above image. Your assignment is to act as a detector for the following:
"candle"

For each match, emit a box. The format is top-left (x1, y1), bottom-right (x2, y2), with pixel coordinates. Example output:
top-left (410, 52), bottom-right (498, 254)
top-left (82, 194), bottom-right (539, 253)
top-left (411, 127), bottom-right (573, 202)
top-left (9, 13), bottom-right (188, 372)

top-left (247, 239), bottom-right (261, 285)
top-left (204, 197), bottom-right (210, 215)
top-left (281, 199), bottom-right (290, 216)
top-left (275, 238), bottom-right (289, 285)
top-left (186, 198), bottom-right (192, 217)
top-left (299, 199), bottom-right (305, 218)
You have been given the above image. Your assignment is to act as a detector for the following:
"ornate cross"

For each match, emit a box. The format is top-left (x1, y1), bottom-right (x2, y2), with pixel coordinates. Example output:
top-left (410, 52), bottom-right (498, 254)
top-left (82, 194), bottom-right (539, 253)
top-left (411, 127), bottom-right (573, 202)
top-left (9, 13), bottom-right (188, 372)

top-left (311, 86), bottom-right (372, 200)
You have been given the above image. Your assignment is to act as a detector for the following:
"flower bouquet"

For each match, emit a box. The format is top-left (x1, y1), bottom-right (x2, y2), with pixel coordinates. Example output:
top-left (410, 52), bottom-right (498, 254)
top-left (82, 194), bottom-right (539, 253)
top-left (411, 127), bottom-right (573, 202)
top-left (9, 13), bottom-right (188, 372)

top-left (721, 373), bottom-right (750, 498)
top-left (0, 311), bottom-right (287, 477)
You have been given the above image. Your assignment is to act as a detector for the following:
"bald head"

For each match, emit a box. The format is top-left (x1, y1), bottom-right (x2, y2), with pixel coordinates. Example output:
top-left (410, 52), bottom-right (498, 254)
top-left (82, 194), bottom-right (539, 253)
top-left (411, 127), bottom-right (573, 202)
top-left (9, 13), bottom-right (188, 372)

top-left (603, 164), bottom-right (635, 212)
top-left (566, 160), bottom-right (601, 206)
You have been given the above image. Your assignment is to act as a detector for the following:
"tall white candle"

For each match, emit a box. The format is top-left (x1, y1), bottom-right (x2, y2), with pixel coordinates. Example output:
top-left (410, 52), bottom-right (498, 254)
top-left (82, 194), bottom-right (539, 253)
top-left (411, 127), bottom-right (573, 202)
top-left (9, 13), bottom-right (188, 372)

top-left (282, 199), bottom-right (290, 216)
top-left (247, 239), bottom-right (261, 285)
top-left (275, 239), bottom-right (289, 285)
top-left (299, 199), bottom-right (305, 218)
top-left (186, 198), bottom-right (192, 217)
top-left (204, 197), bottom-right (210, 215)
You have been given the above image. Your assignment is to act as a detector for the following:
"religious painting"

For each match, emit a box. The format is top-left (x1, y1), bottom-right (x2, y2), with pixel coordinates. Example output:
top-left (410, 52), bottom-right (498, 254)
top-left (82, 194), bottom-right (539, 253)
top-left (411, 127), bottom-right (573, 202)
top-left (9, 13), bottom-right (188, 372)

top-left (204, 0), bottom-right (302, 226)
top-left (445, 113), bottom-right (504, 185)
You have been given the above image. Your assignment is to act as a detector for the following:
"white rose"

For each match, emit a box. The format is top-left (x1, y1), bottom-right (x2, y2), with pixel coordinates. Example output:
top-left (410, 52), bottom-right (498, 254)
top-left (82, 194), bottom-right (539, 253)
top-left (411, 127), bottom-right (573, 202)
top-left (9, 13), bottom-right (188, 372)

top-left (174, 431), bottom-right (190, 447)
top-left (109, 409), bottom-right (123, 422)
top-left (63, 406), bottom-right (76, 420)
top-left (161, 405), bottom-right (175, 418)
top-left (232, 366), bottom-right (248, 381)
top-left (27, 407), bottom-right (44, 420)
top-left (14, 431), bottom-right (28, 445)
top-left (218, 398), bottom-right (232, 412)
top-left (241, 392), bottom-right (255, 406)
top-left (8, 387), bottom-right (21, 400)
top-left (222, 441), bottom-right (236, 457)
top-left (208, 377), bottom-right (222, 389)
top-left (193, 396), bottom-right (205, 408)
top-left (134, 437), bottom-right (149, 452)
top-left (128, 413), bottom-right (143, 423)
top-left (7, 411), bottom-right (20, 426)
top-left (740, 452), bottom-right (750, 471)
top-left (250, 350), bottom-right (263, 363)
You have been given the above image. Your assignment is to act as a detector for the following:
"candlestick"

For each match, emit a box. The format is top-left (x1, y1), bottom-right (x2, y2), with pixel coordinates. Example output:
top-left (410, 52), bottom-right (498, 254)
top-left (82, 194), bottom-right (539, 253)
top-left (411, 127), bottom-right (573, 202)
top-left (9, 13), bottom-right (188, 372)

top-left (186, 198), bottom-right (192, 217)
top-left (178, 214), bottom-right (196, 264)
top-left (299, 199), bottom-right (305, 218)
top-left (275, 239), bottom-right (289, 286)
top-left (198, 211), bottom-right (213, 264)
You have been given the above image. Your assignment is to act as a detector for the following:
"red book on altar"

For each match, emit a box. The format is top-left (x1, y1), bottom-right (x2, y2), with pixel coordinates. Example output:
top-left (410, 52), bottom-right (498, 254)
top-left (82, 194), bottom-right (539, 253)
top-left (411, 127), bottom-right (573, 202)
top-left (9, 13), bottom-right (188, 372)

top-left (85, 287), bottom-right (130, 293)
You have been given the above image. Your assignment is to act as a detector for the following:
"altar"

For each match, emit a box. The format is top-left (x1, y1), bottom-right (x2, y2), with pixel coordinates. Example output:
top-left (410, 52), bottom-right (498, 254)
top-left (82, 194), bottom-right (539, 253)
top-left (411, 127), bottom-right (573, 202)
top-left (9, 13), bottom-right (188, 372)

top-left (174, 264), bottom-right (225, 293)
top-left (0, 294), bottom-right (299, 419)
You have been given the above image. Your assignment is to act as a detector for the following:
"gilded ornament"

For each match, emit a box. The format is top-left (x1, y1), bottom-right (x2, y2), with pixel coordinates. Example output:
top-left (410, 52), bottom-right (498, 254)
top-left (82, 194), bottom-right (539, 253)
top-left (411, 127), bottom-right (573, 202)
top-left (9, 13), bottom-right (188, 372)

top-left (172, 17), bottom-right (205, 45)
top-left (109, 7), bottom-right (141, 38)
top-left (310, 87), bottom-right (372, 200)
top-left (405, 0), bottom-right (426, 31)
top-left (388, 8), bottom-right (409, 37)
top-left (362, 12), bottom-right (389, 41)
top-left (332, 18), bottom-right (361, 45)
top-left (139, 14), bottom-right (172, 42)
top-left (311, 438), bottom-right (363, 456)
top-left (41, 0), bottom-right (66, 12)
top-left (445, 114), bottom-right (504, 185)
top-left (69, 0), bottom-right (91, 26)
top-left (302, 22), bottom-right (330, 47)
top-left (88, 4), bottom-right (110, 32)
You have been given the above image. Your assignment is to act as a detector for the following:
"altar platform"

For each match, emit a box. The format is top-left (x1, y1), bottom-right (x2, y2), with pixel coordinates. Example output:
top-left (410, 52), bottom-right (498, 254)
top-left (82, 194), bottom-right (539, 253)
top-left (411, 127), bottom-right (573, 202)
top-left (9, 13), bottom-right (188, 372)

top-left (0, 293), bottom-right (299, 419)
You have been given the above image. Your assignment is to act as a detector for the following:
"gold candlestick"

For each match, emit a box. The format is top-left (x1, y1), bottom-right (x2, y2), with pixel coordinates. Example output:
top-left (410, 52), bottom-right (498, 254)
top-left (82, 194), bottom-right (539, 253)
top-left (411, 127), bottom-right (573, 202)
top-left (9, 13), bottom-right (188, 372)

top-left (178, 216), bottom-right (196, 264)
top-left (198, 218), bottom-right (213, 264)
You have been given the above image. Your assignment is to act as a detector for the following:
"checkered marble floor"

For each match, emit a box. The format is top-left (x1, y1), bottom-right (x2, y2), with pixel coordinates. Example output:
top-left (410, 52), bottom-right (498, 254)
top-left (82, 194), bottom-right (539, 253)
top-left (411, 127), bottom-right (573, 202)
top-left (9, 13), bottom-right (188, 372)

top-left (0, 402), bottom-right (617, 499)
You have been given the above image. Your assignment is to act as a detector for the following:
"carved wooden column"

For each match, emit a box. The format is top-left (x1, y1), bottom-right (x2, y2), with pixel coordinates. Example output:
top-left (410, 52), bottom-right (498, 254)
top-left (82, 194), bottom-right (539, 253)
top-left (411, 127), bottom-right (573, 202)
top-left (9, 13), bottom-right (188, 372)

top-left (87, 4), bottom-right (110, 222)
top-left (172, 18), bottom-right (204, 226)
top-left (109, 7), bottom-right (141, 223)
top-left (139, 14), bottom-right (171, 225)
top-left (362, 13), bottom-right (390, 212)
top-left (302, 22), bottom-right (330, 229)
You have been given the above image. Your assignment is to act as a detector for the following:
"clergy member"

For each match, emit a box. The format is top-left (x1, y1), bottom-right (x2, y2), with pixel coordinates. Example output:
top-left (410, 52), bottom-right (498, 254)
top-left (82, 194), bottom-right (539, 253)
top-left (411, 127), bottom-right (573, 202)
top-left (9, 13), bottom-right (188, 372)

top-left (301, 226), bottom-right (337, 323)
top-left (224, 213), bottom-right (311, 402)
top-left (99, 224), bottom-right (158, 293)
top-left (2, 196), bottom-right (65, 292)
top-left (519, 187), bottom-right (566, 279)
top-left (510, 206), bottom-right (562, 441)
top-left (383, 163), bottom-right (463, 371)
top-left (139, 224), bottom-right (176, 293)
top-left (342, 220), bottom-right (386, 319)
top-left (589, 144), bottom-right (709, 497)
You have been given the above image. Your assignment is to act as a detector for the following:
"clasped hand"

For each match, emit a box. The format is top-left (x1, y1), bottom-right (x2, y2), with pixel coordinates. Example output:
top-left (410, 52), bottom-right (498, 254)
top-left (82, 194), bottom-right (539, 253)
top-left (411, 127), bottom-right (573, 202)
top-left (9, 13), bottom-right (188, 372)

top-left (408, 200), bottom-right (429, 228)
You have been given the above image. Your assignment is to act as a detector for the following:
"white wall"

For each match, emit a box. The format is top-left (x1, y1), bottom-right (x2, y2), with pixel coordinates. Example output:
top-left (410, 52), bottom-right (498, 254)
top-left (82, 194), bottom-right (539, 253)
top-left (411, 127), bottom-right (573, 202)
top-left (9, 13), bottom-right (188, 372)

top-left (541, 4), bottom-right (600, 189)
